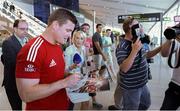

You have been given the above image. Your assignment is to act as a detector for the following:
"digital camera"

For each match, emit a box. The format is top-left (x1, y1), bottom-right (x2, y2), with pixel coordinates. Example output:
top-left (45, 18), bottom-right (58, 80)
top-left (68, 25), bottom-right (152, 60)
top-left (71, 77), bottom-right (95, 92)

top-left (131, 24), bottom-right (150, 44)
top-left (164, 23), bottom-right (180, 40)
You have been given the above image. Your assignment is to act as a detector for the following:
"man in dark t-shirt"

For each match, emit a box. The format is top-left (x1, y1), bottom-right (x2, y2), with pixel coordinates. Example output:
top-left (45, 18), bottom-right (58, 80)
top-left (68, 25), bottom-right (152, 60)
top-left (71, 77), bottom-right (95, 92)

top-left (92, 24), bottom-right (107, 69)
top-left (90, 24), bottom-right (107, 109)
top-left (93, 32), bottom-right (102, 54)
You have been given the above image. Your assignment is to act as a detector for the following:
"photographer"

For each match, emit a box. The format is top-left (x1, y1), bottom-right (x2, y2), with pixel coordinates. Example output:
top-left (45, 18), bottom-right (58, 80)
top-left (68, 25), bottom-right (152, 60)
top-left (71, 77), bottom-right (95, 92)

top-left (160, 30), bottom-right (180, 110)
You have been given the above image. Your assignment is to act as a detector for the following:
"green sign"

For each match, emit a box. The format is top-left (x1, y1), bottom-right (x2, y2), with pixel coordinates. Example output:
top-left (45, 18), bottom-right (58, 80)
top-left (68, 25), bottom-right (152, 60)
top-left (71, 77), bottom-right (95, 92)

top-left (163, 17), bottom-right (171, 21)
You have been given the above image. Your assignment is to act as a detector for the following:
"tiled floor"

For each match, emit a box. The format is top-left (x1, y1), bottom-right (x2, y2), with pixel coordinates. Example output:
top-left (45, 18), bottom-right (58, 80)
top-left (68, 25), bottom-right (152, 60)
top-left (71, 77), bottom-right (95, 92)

top-left (0, 52), bottom-right (178, 110)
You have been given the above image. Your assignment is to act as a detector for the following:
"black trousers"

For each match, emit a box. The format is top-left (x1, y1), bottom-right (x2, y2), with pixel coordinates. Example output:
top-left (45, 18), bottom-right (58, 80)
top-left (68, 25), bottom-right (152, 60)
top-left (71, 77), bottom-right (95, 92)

top-left (89, 93), bottom-right (96, 97)
top-left (5, 88), bottom-right (22, 110)
top-left (160, 82), bottom-right (180, 110)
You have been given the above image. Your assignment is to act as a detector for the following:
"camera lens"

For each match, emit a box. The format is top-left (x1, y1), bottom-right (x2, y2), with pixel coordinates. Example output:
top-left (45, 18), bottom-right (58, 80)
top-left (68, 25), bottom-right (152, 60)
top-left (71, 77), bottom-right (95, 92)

top-left (164, 28), bottom-right (176, 40)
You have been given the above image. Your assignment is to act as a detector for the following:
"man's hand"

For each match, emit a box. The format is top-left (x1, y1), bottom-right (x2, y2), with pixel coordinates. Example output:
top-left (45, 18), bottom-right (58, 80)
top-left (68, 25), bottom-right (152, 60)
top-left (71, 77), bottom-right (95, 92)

top-left (64, 73), bottom-right (81, 88)
top-left (131, 37), bottom-right (143, 54)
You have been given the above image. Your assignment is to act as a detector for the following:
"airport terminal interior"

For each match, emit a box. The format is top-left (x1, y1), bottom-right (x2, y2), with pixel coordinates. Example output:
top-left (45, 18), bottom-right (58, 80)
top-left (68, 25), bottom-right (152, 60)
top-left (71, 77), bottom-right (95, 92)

top-left (0, 0), bottom-right (180, 110)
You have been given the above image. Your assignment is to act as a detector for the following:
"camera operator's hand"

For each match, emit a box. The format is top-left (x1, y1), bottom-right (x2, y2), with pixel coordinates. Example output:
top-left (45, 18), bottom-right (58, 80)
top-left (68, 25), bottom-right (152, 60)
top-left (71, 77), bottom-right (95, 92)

top-left (131, 37), bottom-right (143, 54)
top-left (64, 73), bottom-right (81, 88)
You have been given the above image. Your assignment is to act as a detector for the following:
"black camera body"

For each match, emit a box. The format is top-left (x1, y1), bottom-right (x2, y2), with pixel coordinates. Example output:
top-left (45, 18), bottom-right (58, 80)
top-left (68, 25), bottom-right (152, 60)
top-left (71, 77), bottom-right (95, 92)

top-left (164, 23), bottom-right (180, 40)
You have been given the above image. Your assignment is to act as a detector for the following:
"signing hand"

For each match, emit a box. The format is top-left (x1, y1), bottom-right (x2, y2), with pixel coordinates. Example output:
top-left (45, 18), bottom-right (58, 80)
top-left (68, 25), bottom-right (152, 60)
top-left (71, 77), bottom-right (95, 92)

top-left (64, 73), bottom-right (81, 88)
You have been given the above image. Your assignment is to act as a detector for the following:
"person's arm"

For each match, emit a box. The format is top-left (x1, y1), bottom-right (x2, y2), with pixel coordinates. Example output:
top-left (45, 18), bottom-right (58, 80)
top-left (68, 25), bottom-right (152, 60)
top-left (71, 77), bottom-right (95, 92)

top-left (94, 41), bottom-right (107, 61)
top-left (146, 46), bottom-right (162, 58)
top-left (161, 40), bottom-right (172, 57)
top-left (16, 74), bottom-right (80, 102)
top-left (119, 38), bottom-right (142, 73)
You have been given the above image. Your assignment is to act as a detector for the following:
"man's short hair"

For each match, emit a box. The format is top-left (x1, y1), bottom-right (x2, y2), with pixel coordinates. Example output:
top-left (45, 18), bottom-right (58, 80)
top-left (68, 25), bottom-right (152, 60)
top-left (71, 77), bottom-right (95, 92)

top-left (106, 29), bottom-right (111, 32)
top-left (81, 23), bottom-right (90, 28)
top-left (123, 17), bottom-right (134, 34)
top-left (13, 19), bottom-right (27, 28)
top-left (47, 8), bottom-right (78, 27)
top-left (96, 24), bottom-right (102, 28)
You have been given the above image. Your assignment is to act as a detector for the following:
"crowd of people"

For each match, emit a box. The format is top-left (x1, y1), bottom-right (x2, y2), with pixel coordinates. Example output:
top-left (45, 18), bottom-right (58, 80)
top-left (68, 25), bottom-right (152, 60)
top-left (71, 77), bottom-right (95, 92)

top-left (1, 8), bottom-right (180, 110)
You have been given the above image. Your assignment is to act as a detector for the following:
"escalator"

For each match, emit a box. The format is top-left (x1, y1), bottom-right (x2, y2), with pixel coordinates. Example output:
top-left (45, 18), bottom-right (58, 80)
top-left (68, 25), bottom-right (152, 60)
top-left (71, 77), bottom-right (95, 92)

top-left (0, 0), bottom-right (47, 37)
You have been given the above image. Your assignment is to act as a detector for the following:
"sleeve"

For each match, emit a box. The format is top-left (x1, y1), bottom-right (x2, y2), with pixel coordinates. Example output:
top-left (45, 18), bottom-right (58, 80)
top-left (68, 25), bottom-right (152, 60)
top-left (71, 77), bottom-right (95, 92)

top-left (115, 45), bottom-right (128, 65)
top-left (2, 40), bottom-right (16, 68)
top-left (92, 33), bottom-right (99, 42)
top-left (82, 46), bottom-right (87, 63)
top-left (16, 45), bottom-right (43, 79)
top-left (64, 47), bottom-right (73, 71)
top-left (109, 37), bottom-right (112, 45)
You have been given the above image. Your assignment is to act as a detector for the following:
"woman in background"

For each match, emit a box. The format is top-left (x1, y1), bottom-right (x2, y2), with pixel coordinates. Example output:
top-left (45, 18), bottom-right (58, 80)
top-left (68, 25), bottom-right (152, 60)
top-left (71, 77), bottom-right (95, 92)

top-left (64, 30), bottom-right (90, 110)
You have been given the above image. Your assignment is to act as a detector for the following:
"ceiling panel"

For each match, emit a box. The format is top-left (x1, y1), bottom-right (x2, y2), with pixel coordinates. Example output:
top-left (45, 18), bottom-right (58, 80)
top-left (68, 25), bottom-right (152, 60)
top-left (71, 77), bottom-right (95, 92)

top-left (79, 0), bottom-right (178, 32)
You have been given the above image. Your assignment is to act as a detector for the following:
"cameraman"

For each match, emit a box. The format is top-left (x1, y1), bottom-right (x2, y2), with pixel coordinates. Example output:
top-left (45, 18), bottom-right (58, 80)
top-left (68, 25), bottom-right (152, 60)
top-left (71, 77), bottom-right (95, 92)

top-left (160, 36), bottom-right (180, 110)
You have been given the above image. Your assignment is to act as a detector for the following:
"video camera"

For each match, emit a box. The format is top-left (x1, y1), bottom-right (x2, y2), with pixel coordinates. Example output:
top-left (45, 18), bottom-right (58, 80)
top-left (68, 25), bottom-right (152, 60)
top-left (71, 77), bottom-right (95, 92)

top-left (164, 23), bottom-right (180, 40)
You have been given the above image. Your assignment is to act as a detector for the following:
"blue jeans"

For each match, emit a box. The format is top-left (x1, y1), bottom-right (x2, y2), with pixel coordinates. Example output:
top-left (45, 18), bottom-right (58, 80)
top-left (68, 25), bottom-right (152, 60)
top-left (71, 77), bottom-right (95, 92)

top-left (122, 85), bottom-right (151, 110)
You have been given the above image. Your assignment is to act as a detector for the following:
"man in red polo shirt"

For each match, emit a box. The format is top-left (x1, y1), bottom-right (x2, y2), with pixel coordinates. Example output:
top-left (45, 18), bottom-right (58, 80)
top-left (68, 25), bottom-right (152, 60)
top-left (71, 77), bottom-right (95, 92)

top-left (15, 9), bottom-right (81, 110)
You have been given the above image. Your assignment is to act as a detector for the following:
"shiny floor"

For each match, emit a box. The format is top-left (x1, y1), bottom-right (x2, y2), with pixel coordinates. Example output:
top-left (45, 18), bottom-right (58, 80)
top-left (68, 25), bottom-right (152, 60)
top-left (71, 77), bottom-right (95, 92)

top-left (0, 52), bottom-right (178, 110)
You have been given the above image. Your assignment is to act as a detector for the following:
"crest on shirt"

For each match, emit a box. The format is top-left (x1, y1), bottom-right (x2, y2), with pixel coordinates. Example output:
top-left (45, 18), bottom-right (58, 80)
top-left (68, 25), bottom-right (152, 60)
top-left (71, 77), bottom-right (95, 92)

top-left (25, 64), bottom-right (36, 72)
top-left (49, 59), bottom-right (56, 67)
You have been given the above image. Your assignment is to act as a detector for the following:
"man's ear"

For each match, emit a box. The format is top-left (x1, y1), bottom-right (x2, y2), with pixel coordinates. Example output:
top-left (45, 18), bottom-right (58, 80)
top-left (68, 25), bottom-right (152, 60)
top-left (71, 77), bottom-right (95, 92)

top-left (51, 21), bottom-right (59, 31)
top-left (13, 27), bottom-right (17, 33)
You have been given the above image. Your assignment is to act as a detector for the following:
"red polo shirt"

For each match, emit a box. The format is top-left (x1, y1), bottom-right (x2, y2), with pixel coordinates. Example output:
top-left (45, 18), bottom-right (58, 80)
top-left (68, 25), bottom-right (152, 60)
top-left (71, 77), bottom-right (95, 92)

top-left (16, 36), bottom-right (69, 110)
